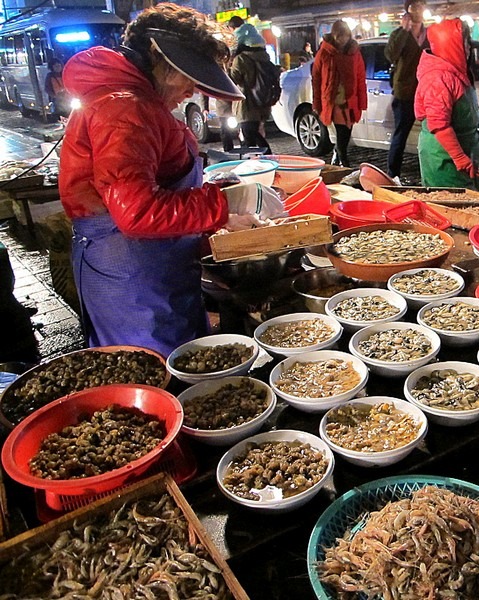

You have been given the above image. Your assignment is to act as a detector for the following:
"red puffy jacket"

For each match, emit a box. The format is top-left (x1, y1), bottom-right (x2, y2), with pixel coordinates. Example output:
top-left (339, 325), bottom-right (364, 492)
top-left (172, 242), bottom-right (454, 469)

top-left (59, 47), bottom-right (228, 238)
top-left (312, 37), bottom-right (367, 127)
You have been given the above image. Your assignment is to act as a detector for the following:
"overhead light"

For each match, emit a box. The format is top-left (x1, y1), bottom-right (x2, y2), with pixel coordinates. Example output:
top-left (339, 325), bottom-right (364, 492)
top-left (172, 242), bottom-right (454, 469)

top-left (55, 31), bottom-right (90, 43)
top-left (434, 15), bottom-right (442, 23)
top-left (378, 13), bottom-right (389, 23)
top-left (461, 15), bottom-right (474, 29)
top-left (272, 25), bottom-right (282, 38)
top-left (344, 17), bottom-right (358, 30)
top-left (423, 8), bottom-right (432, 20)
top-left (362, 20), bottom-right (371, 32)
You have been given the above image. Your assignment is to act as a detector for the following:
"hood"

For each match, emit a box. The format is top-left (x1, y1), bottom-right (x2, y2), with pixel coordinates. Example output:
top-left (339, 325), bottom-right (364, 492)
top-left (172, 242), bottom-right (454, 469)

top-left (321, 34), bottom-right (359, 56)
top-left (427, 18), bottom-right (468, 77)
top-left (63, 47), bottom-right (152, 100)
top-left (235, 23), bottom-right (265, 48)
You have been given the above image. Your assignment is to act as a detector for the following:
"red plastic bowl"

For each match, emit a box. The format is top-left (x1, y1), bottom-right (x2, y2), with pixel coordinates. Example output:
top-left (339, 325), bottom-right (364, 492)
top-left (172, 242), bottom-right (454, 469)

top-left (328, 200), bottom-right (395, 230)
top-left (1, 384), bottom-right (183, 497)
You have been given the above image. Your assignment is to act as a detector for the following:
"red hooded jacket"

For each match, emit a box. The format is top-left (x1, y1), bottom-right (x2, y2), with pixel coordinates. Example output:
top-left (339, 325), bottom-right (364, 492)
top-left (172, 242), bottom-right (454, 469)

top-left (312, 36), bottom-right (367, 126)
top-left (59, 47), bottom-right (228, 238)
top-left (415, 19), bottom-right (471, 133)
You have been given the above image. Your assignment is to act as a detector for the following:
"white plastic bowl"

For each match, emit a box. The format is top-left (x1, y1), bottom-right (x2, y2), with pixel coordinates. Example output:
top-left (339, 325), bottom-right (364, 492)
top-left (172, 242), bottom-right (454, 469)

top-left (404, 361), bottom-right (479, 427)
top-left (253, 312), bottom-right (343, 358)
top-left (269, 350), bottom-right (369, 413)
top-left (216, 429), bottom-right (334, 512)
top-left (325, 288), bottom-right (407, 332)
top-left (319, 396), bottom-right (428, 467)
top-left (349, 321), bottom-right (441, 378)
top-left (387, 267), bottom-right (465, 309)
top-left (417, 297), bottom-right (479, 347)
top-left (166, 334), bottom-right (259, 384)
top-left (177, 376), bottom-right (276, 445)
top-left (203, 159), bottom-right (279, 187)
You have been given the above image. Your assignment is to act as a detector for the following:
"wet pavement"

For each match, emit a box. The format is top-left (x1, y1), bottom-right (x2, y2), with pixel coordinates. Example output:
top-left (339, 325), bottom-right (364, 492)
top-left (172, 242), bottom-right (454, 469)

top-left (0, 107), bottom-right (422, 365)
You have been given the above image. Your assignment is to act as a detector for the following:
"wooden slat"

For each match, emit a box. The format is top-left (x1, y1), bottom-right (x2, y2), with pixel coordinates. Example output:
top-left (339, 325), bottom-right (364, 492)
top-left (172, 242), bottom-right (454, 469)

top-left (0, 473), bottom-right (249, 599)
top-left (209, 214), bottom-right (332, 262)
top-left (373, 186), bottom-right (479, 231)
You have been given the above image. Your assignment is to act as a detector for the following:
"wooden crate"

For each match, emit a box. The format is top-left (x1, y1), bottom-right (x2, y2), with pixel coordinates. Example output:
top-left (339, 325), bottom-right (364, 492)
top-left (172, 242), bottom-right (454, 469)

top-left (373, 186), bottom-right (479, 230)
top-left (209, 214), bottom-right (332, 262)
top-left (0, 473), bottom-right (249, 599)
top-left (0, 174), bottom-right (44, 191)
top-left (321, 165), bottom-right (354, 184)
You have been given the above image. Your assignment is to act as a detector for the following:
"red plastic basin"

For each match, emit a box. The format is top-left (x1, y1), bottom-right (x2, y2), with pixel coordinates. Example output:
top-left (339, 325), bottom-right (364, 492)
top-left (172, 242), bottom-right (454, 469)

top-left (329, 200), bottom-right (395, 230)
top-left (1, 383), bottom-right (183, 497)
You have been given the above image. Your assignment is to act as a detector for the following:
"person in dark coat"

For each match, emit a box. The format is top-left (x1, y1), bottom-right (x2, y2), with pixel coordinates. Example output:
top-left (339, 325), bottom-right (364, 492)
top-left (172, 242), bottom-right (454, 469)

top-left (385, 0), bottom-right (428, 181)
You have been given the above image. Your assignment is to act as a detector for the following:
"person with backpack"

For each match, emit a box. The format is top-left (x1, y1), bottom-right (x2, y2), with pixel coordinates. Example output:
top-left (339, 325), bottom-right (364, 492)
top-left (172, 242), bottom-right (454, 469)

top-left (312, 20), bottom-right (367, 167)
top-left (228, 18), bottom-right (280, 154)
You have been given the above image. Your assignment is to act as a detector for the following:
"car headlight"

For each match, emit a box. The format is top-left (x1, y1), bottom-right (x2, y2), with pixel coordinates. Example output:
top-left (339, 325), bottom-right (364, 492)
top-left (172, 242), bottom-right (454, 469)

top-left (70, 98), bottom-right (82, 111)
top-left (227, 116), bottom-right (238, 129)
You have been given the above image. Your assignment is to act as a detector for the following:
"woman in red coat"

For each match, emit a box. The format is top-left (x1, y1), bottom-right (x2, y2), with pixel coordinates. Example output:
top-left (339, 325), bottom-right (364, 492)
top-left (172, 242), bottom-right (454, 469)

top-left (312, 20), bottom-right (367, 167)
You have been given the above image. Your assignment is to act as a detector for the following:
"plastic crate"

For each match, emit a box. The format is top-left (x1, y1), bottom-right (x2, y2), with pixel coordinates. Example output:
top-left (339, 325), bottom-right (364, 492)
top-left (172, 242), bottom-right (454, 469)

top-left (385, 200), bottom-right (451, 230)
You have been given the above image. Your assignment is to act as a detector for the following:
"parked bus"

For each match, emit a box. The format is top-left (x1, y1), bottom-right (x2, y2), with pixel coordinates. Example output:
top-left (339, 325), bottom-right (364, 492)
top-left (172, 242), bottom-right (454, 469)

top-left (0, 8), bottom-right (125, 118)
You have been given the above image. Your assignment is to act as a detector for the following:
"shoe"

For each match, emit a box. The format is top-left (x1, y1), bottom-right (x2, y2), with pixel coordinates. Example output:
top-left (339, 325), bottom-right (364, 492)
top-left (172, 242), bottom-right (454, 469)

top-left (392, 176), bottom-right (402, 186)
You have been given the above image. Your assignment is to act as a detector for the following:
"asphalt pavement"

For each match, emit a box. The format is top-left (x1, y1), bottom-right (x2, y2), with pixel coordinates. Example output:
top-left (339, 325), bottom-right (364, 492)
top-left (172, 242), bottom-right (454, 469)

top-left (0, 106), bottom-right (421, 364)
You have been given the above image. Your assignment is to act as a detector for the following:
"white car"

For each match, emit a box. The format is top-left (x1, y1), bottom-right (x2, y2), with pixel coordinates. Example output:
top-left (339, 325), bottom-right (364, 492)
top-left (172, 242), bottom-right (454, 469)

top-left (271, 38), bottom-right (420, 157)
top-left (172, 93), bottom-right (237, 143)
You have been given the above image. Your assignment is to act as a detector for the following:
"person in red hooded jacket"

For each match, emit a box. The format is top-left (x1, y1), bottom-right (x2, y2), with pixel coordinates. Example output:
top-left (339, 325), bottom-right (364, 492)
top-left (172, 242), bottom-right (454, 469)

top-left (312, 20), bottom-right (367, 167)
top-left (415, 18), bottom-right (479, 188)
top-left (59, 3), bottom-right (284, 357)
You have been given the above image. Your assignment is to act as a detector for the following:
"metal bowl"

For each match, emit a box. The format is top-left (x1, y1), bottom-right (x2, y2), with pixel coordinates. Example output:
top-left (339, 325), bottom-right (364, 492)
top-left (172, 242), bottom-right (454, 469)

top-left (292, 267), bottom-right (385, 314)
top-left (201, 250), bottom-right (303, 291)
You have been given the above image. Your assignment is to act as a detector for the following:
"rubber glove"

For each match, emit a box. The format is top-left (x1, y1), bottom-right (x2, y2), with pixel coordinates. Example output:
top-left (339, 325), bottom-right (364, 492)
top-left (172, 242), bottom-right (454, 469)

top-left (435, 127), bottom-right (475, 178)
top-left (222, 183), bottom-right (287, 221)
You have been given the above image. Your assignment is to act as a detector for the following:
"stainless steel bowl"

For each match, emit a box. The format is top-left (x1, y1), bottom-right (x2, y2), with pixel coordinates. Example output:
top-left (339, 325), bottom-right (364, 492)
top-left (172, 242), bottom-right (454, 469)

top-left (292, 267), bottom-right (386, 314)
top-left (201, 250), bottom-right (303, 291)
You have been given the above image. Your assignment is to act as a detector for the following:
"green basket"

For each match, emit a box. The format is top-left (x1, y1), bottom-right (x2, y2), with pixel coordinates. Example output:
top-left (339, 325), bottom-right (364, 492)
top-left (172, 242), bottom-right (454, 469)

top-left (307, 475), bottom-right (479, 599)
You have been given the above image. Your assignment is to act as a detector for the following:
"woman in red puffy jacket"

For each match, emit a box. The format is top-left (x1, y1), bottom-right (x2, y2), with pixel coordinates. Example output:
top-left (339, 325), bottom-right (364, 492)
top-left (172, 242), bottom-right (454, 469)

top-left (59, 3), bottom-right (245, 357)
top-left (312, 20), bottom-right (367, 167)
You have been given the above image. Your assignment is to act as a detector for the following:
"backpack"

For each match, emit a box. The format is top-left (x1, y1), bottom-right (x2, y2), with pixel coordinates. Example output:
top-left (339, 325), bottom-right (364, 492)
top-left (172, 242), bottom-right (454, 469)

top-left (248, 57), bottom-right (281, 108)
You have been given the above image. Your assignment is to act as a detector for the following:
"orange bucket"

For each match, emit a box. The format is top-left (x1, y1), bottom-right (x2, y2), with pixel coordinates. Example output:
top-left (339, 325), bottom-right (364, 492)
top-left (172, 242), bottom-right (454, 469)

top-left (283, 177), bottom-right (331, 216)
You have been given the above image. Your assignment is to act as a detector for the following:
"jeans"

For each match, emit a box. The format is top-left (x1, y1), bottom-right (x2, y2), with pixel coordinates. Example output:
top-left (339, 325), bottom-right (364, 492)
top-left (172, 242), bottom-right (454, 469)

top-left (240, 121), bottom-right (272, 154)
top-left (388, 98), bottom-right (416, 178)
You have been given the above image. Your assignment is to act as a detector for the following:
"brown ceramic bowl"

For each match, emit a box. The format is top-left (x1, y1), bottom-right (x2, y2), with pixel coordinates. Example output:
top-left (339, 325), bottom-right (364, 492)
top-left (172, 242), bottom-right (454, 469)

top-left (324, 223), bottom-right (454, 282)
top-left (359, 163), bottom-right (398, 192)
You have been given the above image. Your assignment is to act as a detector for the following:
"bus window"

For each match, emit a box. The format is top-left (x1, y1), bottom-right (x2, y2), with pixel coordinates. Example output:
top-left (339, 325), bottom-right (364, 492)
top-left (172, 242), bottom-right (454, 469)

top-left (50, 24), bottom-right (123, 62)
top-left (14, 34), bottom-right (27, 65)
top-left (31, 29), bottom-right (48, 65)
top-left (5, 36), bottom-right (15, 64)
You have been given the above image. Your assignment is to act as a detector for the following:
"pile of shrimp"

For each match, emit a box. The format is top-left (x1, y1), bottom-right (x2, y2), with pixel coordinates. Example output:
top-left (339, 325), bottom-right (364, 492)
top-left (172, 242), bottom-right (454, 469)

top-left (0, 493), bottom-right (230, 599)
top-left (319, 486), bottom-right (479, 599)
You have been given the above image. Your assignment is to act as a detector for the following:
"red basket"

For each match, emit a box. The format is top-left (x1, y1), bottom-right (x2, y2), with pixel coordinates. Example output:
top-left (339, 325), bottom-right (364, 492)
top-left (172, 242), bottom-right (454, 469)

top-left (1, 384), bottom-right (184, 508)
top-left (284, 177), bottom-right (331, 216)
top-left (34, 438), bottom-right (197, 520)
top-left (385, 200), bottom-right (451, 230)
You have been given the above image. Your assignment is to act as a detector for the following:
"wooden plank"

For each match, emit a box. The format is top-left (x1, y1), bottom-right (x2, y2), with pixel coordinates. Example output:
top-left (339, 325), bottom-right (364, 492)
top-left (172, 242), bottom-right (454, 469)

top-left (209, 214), bottom-right (333, 262)
top-left (321, 165), bottom-right (354, 184)
top-left (0, 473), bottom-right (249, 599)
top-left (0, 174), bottom-right (44, 191)
top-left (373, 186), bottom-right (479, 231)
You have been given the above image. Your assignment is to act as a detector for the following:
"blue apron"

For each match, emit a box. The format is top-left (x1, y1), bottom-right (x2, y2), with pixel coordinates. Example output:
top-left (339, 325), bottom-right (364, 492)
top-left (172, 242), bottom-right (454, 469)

top-left (71, 154), bottom-right (209, 357)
